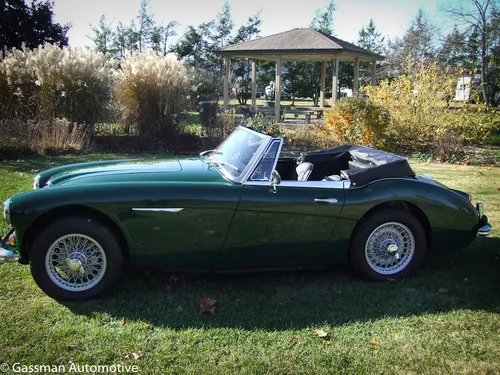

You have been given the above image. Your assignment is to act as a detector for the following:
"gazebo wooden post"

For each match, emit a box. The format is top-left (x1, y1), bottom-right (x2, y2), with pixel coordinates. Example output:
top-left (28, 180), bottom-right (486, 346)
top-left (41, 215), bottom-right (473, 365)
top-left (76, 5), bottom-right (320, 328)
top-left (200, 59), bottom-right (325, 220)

top-left (353, 57), bottom-right (359, 95)
top-left (371, 60), bottom-right (376, 85)
top-left (251, 59), bottom-right (257, 106)
top-left (223, 56), bottom-right (230, 111)
top-left (332, 58), bottom-right (339, 107)
top-left (275, 55), bottom-right (282, 122)
top-left (320, 61), bottom-right (326, 107)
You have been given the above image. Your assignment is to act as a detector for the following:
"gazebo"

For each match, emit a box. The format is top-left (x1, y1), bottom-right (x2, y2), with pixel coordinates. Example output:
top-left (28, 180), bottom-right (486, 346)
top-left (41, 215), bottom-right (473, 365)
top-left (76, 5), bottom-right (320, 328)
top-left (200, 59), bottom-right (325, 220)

top-left (216, 28), bottom-right (385, 121)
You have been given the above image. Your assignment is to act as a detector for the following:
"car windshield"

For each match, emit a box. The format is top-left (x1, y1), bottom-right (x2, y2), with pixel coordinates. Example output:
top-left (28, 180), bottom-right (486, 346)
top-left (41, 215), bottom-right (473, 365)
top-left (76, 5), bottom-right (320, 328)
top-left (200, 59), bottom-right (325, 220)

top-left (201, 127), bottom-right (270, 180)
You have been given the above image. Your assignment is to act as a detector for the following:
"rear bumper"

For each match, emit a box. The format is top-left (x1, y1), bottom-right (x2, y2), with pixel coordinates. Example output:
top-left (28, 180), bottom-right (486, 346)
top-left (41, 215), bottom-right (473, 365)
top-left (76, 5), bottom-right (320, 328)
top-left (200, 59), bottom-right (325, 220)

top-left (476, 202), bottom-right (491, 237)
top-left (0, 229), bottom-right (19, 263)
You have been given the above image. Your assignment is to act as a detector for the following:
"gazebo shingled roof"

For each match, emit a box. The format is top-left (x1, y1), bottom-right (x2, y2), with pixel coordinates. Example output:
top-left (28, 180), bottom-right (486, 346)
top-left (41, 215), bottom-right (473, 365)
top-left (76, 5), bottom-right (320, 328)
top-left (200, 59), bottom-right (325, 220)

top-left (215, 28), bottom-right (385, 120)
top-left (217, 28), bottom-right (385, 62)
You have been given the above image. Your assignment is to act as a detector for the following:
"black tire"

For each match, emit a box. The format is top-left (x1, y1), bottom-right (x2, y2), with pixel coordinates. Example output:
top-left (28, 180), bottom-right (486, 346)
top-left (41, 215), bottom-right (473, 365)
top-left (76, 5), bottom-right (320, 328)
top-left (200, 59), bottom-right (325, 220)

top-left (30, 216), bottom-right (123, 300)
top-left (349, 208), bottom-right (426, 281)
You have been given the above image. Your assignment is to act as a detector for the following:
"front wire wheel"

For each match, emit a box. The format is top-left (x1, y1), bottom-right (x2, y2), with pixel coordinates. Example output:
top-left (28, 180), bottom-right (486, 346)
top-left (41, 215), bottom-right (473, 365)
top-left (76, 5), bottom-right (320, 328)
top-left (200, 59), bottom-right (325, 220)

top-left (45, 234), bottom-right (108, 292)
top-left (30, 216), bottom-right (123, 300)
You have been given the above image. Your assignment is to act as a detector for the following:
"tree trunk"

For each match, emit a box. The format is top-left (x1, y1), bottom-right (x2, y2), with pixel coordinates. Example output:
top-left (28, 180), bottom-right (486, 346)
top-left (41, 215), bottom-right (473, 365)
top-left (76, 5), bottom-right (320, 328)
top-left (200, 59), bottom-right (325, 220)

top-left (481, 28), bottom-right (489, 103)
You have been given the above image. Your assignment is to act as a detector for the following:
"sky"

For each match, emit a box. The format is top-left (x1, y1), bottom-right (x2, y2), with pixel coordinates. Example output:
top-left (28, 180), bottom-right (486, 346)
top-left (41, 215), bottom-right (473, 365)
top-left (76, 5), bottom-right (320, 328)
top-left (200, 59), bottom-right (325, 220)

top-left (51, 0), bottom-right (459, 49)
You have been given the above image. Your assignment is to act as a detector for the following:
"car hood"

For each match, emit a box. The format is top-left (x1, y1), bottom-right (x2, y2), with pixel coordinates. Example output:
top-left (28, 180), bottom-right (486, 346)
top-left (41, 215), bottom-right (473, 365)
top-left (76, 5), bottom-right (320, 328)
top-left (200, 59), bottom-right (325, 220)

top-left (37, 157), bottom-right (228, 187)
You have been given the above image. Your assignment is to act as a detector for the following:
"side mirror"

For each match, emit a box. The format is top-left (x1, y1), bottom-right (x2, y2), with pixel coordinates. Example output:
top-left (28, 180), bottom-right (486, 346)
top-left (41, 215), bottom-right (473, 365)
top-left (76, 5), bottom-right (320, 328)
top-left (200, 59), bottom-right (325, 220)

top-left (270, 170), bottom-right (281, 193)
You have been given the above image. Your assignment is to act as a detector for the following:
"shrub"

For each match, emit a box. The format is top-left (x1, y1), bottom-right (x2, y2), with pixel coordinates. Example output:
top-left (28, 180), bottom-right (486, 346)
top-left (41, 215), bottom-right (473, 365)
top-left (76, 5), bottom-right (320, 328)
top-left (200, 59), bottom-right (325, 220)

top-left (0, 44), bottom-right (115, 125)
top-left (447, 105), bottom-right (500, 144)
top-left (186, 68), bottom-right (220, 111)
top-left (115, 50), bottom-right (190, 139)
top-left (0, 118), bottom-right (89, 157)
top-left (362, 61), bottom-right (500, 153)
top-left (205, 109), bottom-right (236, 145)
top-left (317, 97), bottom-right (390, 149)
top-left (364, 61), bottom-right (458, 152)
top-left (282, 126), bottom-right (321, 151)
top-left (244, 115), bottom-right (283, 137)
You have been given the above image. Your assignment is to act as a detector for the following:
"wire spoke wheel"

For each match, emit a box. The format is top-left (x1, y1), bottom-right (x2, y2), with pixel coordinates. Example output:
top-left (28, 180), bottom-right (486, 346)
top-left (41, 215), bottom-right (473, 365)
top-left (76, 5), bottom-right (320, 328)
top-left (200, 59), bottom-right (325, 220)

top-left (45, 234), bottom-right (107, 292)
top-left (365, 222), bottom-right (415, 275)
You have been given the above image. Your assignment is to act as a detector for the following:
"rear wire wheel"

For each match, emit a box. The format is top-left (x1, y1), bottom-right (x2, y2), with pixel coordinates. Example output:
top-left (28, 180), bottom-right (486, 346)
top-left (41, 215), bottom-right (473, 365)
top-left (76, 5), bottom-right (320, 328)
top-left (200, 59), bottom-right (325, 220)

top-left (349, 208), bottom-right (426, 280)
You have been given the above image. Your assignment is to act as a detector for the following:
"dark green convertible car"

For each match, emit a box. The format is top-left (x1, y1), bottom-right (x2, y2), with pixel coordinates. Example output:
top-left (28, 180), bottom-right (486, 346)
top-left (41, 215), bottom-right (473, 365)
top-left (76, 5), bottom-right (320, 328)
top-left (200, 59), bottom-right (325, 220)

top-left (0, 127), bottom-right (491, 300)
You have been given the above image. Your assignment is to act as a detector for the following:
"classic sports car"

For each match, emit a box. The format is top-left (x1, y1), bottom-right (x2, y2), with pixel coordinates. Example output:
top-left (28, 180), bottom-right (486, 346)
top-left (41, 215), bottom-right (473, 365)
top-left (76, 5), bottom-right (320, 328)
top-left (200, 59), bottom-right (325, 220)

top-left (0, 126), bottom-right (491, 300)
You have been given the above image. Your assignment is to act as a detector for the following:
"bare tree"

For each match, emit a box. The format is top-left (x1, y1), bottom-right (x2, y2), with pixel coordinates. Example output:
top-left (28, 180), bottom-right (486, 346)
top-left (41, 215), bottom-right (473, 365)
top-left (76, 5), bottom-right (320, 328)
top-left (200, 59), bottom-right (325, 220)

top-left (441, 0), bottom-right (498, 102)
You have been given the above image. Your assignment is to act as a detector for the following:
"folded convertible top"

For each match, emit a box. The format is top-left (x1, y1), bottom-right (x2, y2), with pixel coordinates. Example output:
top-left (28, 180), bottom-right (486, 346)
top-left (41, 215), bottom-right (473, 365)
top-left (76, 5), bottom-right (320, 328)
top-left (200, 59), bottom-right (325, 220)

top-left (301, 145), bottom-right (415, 186)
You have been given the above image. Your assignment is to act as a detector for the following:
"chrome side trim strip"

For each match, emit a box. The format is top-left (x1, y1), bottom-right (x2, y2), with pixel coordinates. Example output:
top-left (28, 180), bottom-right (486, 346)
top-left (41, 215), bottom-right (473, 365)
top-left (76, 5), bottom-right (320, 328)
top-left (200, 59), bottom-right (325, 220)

top-left (132, 208), bottom-right (184, 213)
top-left (243, 180), bottom-right (349, 189)
top-left (314, 198), bottom-right (338, 204)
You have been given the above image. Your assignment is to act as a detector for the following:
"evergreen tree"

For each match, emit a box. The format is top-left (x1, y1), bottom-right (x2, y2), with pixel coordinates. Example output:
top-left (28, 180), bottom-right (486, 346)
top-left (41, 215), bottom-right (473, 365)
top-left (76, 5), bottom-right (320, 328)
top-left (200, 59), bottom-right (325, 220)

top-left (437, 25), bottom-right (468, 70)
top-left (357, 19), bottom-right (385, 55)
top-left (357, 19), bottom-right (385, 85)
top-left (215, 1), bottom-right (234, 48)
top-left (230, 12), bottom-right (262, 104)
top-left (310, 0), bottom-right (335, 35)
top-left (88, 15), bottom-right (115, 55)
top-left (136, 0), bottom-right (154, 52)
top-left (384, 9), bottom-right (440, 75)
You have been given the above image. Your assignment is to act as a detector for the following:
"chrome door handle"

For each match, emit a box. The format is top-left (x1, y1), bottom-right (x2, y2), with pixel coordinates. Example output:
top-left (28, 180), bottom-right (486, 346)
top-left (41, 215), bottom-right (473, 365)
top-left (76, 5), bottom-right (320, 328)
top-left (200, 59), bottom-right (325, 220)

top-left (314, 198), bottom-right (338, 204)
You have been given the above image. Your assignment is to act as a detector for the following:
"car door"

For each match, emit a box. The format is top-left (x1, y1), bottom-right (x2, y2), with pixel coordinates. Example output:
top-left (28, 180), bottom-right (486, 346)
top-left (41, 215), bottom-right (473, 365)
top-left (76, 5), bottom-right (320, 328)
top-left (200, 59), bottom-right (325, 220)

top-left (219, 140), bottom-right (346, 268)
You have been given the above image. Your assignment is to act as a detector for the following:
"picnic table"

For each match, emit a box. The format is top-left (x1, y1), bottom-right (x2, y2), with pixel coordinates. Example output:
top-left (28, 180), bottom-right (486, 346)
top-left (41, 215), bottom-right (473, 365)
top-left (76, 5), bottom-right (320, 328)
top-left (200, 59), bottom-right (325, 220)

top-left (256, 107), bottom-right (316, 124)
top-left (292, 106), bottom-right (330, 119)
top-left (283, 109), bottom-right (316, 124)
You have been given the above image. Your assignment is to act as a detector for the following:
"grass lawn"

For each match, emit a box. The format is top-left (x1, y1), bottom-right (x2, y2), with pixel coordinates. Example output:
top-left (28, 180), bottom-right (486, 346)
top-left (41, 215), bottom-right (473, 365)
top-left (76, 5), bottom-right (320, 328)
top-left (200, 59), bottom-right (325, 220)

top-left (0, 155), bottom-right (499, 374)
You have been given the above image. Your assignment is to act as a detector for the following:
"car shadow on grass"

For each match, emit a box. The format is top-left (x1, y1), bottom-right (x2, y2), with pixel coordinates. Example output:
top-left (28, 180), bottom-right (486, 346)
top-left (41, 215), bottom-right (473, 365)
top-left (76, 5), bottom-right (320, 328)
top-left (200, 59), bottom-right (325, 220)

top-left (63, 236), bottom-right (500, 331)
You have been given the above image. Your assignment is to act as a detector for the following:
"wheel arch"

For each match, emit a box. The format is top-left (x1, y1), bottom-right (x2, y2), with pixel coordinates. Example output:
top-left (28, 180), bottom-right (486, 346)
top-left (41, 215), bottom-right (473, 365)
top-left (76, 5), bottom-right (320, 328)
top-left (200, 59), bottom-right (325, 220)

top-left (348, 200), bottom-right (432, 251)
top-left (21, 205), bottom-right (130, 262)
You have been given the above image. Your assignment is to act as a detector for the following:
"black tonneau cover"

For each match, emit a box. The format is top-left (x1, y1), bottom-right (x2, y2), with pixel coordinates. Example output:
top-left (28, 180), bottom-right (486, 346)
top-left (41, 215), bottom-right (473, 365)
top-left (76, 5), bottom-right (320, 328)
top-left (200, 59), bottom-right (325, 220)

top-left (301, 145), bottom-right (415, 186)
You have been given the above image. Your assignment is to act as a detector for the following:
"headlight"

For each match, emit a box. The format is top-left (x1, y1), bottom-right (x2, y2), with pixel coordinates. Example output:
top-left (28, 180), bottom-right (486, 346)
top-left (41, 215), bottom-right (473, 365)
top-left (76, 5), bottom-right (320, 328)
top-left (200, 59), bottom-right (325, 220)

top-left (33, 174), bottom-right (40, 189)
top-left (3, 198), bottom-right (11, 225)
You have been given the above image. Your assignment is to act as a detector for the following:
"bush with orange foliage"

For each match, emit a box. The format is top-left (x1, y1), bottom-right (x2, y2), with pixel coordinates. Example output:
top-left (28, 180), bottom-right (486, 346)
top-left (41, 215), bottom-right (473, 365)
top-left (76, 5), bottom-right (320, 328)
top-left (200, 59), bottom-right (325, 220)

top-left (317, 97), bottom-right (390, 149)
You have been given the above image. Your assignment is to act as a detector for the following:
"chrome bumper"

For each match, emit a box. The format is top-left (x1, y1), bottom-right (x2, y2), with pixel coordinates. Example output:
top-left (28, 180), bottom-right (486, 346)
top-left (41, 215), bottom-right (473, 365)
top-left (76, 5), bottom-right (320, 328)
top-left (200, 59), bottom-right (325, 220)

top-left (0, 247), bottom-right (19, 262)
top-left (0, 229), bottom-right (19, 263)
top-left (476, 202), bottom-right (491, 237)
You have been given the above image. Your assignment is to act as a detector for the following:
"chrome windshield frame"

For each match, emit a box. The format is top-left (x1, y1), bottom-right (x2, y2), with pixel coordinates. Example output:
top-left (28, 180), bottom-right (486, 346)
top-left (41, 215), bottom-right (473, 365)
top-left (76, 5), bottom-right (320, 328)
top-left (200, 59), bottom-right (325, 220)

top-left (206, 126), bottom-right (274, 184)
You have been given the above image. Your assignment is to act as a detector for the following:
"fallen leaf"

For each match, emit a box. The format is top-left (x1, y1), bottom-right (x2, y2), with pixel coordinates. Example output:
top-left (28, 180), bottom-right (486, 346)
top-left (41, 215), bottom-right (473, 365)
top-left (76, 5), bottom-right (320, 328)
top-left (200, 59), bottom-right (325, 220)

top-left (121, 318), bottom-right (127, 326)
top-left (176, 305), bottom-right (183, 312)
top-left (497, 187), bottom-right (500, 191)
top-left (199, 298), bottom-right (216, 315)
top-left (292, 336), bottom-right (301, 344)
top-left (370, 338), bottom-right (378, 345)
top-left (124, 351), bottom-right (143, 360)
top-left (438, 288), bottom-right (449, 294)
top-left (322, 340), bottom-right (332, 345)
top-left (169, 275), bottom-right (179, 284)
top-left (313, 329), bottom-right (328, 338)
